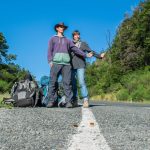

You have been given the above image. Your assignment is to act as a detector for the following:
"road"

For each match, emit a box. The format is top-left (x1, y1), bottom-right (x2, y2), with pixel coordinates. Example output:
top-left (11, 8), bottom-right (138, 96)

top-left (0, 101), bottom-right (150, 150)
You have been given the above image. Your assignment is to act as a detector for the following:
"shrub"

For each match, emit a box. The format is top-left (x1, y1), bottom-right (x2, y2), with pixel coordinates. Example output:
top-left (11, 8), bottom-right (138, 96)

top-left (88, 85), bottom-right (99, 97)
top-left (131, 85), bottom-right (150, 102)
top-left (107, 83), bottom-right (123, 93)
top-left (0, 80), bottom-right (9, 93)
top-left (116, 89), bottom-right (130, 101)
top-left (143, 89), bottom-right (150, 100)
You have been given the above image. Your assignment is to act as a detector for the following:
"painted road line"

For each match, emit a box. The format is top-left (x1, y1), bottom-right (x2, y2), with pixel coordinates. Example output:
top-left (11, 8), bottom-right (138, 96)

top-left (67, 107), bottom-right (111, 150)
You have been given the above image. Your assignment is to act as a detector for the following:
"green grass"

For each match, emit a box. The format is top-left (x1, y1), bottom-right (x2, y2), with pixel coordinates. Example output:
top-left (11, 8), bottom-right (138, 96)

top-left (90, 93), bottom-right (117, 101)
top-left (0, 93), bottom-right (13, 108)
top-left (90, 93), bottom-right (150, 104)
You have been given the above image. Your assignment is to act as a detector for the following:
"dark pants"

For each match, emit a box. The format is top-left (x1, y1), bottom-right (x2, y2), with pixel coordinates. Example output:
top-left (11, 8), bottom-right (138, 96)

top-left (48, 64), bottom-right (73, 103)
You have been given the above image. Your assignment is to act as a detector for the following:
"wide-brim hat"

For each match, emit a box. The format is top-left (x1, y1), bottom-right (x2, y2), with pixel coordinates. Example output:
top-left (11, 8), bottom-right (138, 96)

top-left (54, 22), bottom-right (68, 31)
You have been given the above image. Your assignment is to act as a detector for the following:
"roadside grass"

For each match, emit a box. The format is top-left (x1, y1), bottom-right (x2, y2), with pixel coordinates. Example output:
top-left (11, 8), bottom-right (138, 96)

top-left (90, 93), bottom-right (150, 104)
top-left (0, 93), bottom-right (13, 108)
top-left (90, 93), bottom-right (117, 101)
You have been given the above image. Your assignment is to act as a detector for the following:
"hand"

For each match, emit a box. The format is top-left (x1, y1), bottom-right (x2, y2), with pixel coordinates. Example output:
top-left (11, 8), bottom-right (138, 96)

top-left (100, 52), bottom-right (105, 58)
top-left (86, 52), bottom-right (93, 58)
top-left (50, 62), bottom-right (53, 68)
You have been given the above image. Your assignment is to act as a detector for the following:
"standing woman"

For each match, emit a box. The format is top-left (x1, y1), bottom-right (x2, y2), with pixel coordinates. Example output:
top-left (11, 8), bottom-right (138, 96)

top-left (71, 30), bottom-right (104, 108)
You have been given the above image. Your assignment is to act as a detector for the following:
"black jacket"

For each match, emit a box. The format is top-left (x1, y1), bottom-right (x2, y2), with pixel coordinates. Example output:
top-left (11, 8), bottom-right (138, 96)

top-left (71, 41), bottom-right (91, 69)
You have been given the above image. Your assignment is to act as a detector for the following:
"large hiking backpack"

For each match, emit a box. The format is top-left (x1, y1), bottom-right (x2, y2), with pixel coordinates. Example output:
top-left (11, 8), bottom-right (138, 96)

top-left (39, 75), bottom-right (66, 107)
top-left (4, 79), bottom-right (42, 107)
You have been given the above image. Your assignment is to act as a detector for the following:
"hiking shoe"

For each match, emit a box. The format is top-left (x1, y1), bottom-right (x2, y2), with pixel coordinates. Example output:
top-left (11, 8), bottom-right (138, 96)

top-left (65, 102), bottom-right (73, 108)
top-left (72, 100), bottom-right (79, 107)
top-left (58, 96), bottom-right (66, 107)
top-left (72, 97), bottom-right (79, 107)
top-left (47, 101), bottom-right (56, 108)
top-left (83, 100), bottom-right (89, 108)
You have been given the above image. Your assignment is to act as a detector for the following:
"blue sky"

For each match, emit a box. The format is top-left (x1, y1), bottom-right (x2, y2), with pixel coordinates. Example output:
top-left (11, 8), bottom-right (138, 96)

top-left (0, 0), bottom-right (142, 80)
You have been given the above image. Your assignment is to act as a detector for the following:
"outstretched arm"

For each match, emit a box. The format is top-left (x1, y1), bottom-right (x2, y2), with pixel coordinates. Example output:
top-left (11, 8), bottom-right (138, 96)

top-left (82, 42), bottom-right (104, 59)
top-left (69, 40), bottom-right (92, 58)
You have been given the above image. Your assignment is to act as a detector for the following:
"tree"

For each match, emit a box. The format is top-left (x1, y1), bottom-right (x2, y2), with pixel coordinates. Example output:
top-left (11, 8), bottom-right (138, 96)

top-left (0, 33), bottom-right (30, 93)
top-left (85, 0), bottom-right (150, 100)
top-left (0, 32), bottom-right (16, 64)
top-left (110, 0), bottom-right (150, 72)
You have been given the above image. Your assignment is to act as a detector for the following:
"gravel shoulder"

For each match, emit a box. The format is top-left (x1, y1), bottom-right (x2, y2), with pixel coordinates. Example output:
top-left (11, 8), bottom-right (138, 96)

top-left (0, 107), bottom-right (81, 150)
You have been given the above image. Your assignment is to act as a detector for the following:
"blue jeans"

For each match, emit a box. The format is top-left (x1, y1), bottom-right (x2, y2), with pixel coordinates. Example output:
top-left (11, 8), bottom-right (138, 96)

top-left (72, 68), bottom-right (88, 101)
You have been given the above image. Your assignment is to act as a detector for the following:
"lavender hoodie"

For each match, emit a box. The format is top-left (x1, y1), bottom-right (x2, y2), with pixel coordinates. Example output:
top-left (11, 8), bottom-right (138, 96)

top-left (47, 35), bottom-right (86, 65)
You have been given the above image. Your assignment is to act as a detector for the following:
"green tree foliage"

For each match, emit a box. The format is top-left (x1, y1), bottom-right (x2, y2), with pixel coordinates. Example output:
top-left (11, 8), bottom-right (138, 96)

top-left (0, 33), bottom-right (30, 93)
top-left (0, 33), bottom-right (16, 64)
top-left (86, 0), bottom-right (150, 102)
top-left (111, 0), bottom-right (150, 72)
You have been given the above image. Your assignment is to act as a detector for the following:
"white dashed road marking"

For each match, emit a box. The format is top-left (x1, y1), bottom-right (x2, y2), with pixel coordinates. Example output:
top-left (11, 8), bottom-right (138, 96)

top-left (67, 107), bottom-right (111, 150)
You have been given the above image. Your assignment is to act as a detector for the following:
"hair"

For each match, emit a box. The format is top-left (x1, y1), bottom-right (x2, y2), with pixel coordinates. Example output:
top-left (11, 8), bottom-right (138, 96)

top-left (72, 30), bottom-right (80, 37)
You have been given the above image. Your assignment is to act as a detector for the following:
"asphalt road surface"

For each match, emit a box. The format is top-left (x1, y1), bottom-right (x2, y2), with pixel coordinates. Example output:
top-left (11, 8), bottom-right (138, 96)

top-left (0, 101), bottom-right (150, 150)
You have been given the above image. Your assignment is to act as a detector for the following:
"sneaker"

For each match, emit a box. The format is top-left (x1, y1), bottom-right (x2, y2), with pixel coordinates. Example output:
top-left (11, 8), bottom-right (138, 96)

top-left (65, 102), bottom-right (73, 108)
top-left (83, 100), bottom-right (89, 108)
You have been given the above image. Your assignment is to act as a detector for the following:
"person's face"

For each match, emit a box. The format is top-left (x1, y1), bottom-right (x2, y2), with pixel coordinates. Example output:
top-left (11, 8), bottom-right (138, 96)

top-left (73, 34), bottom-right (80, 41)
top-left (56, 26), bottom-right (65, 33)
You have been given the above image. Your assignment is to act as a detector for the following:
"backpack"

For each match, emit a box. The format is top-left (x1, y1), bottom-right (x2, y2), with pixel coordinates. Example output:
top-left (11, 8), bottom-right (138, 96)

top-left (39, 76), bottom-right (50, 106)
top-left (39, 75), bottom-right (66, 107)
top-left (4, 79), bottom-right (41, 107)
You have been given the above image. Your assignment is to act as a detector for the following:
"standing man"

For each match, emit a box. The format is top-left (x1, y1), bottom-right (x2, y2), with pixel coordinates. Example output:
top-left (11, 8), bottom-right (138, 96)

top-left (47, 23), bottom-right (92, 108)
top-left (71, 30), bottom-right (105, 108)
